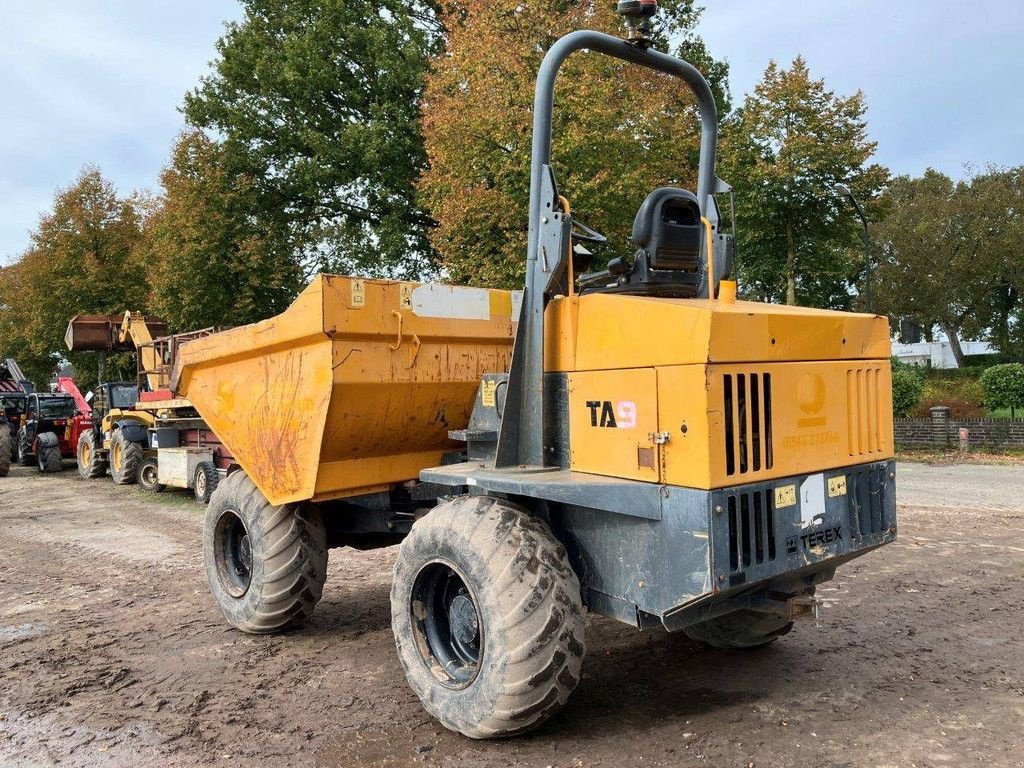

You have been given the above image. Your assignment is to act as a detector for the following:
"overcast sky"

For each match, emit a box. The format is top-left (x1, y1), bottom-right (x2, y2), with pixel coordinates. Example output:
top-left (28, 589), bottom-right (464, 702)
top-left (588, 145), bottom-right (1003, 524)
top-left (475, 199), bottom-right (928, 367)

top-left (2, 1), bottom-right (1022, 264)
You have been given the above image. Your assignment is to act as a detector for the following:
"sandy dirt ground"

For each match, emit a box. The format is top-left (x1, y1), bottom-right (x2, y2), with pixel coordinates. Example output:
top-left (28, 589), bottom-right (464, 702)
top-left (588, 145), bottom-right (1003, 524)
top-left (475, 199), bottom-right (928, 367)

top-left (1, 462), bottom-right (1022, 767)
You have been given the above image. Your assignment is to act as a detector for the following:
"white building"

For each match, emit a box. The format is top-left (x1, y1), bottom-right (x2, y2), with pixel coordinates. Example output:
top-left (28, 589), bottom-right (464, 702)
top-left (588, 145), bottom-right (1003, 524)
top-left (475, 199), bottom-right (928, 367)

top-left (891, 339), bottom-right (994, 368)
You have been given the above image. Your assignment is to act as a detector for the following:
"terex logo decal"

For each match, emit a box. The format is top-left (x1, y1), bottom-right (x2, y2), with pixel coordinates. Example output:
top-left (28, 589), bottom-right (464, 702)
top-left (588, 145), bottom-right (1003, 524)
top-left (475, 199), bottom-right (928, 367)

top-left (586, 400), bottom-right (637, 429)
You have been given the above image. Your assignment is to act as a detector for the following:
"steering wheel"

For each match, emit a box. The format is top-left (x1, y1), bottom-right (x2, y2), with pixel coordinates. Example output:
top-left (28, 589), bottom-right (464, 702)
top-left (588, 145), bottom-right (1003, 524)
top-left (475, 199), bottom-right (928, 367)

top-left (570, 219), bottom-right (607, 245)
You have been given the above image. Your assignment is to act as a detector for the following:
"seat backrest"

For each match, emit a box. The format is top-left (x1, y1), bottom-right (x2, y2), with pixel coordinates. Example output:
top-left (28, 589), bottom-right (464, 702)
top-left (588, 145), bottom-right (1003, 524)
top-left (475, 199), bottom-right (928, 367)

top-left (632, 187), bottom-right (703, 272)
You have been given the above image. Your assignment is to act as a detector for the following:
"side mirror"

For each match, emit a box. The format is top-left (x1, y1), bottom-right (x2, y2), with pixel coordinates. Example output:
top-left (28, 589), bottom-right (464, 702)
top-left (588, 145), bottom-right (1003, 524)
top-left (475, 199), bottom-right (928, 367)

top-left (85, 391), bottom-right (94, 403)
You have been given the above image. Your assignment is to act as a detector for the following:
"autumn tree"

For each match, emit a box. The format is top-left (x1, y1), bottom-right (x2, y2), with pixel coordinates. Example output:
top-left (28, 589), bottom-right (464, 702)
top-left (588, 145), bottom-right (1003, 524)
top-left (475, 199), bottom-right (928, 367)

top-left (874, 167), bottom-right (1024, 366)
top-left (183, 0), bottom-right (441, 279)
top-left (720, 57), bottom-right (888, 308)
top-left (419, 0), bottom-right (729, 288)
top-left (0, 168), bottom-right (149, 387)
top-left (143, 131), bottom-right (303, 332)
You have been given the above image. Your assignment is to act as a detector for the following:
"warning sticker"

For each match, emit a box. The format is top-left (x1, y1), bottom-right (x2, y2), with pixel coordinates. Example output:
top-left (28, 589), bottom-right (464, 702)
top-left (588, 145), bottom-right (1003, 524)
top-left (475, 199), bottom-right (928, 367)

top-left (351, 279), bottom-right (366, 308)
top-left (775, 484), bottom-right (796, 509)
top-left (828, 475), bottom-right (848, 498)
top-left (481, 379), bottom-right (498, 408)
top-left (400, 283), bottom-right (413, 310)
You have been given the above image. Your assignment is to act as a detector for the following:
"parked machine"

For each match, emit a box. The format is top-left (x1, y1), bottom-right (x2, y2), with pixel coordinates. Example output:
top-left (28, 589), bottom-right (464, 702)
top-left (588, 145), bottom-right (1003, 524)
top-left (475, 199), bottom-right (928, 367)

top-left (177, 3), bottom-right (896, 740)
top-left (16, 391), bottom-right (79, 472)
top-left (65, 312), bottom-right (231, 498)
top-left (1, 358), bottom-right (33, 473)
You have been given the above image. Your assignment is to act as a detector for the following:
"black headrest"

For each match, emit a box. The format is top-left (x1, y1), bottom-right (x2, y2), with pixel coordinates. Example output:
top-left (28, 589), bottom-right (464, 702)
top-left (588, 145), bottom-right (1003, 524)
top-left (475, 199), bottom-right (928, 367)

top-left (632, 187), bottom-right (701, 247)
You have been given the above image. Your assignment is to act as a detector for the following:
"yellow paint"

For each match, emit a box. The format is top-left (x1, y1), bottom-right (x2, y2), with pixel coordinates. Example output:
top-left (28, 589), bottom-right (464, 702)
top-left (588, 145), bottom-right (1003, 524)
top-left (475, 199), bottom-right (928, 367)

top-left (775, 485), bottom-right (797, 509)
top-left (488, 290), bottom-right (513, 319)
top-left (567, 368), bottom-right (659, 482)
top-left (546, 292), bottom-right (893, 489)
top-left (718, 280), bottom-right (737, 304)
top-left (174, 276), bottom-right (516, 507)
top-left (828, 475), bottom-right (848, 497)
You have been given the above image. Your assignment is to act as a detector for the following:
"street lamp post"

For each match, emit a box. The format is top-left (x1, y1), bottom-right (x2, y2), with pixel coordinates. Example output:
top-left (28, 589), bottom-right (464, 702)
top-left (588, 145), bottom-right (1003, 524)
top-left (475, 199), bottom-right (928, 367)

top-left (835, 183), bottom-right (872, 313)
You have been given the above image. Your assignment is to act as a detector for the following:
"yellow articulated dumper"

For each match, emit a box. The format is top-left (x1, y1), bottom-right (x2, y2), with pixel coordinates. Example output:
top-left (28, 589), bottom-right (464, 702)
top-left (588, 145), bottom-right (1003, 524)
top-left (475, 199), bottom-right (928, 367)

top-left (185, 3), bottom-right (897, 741)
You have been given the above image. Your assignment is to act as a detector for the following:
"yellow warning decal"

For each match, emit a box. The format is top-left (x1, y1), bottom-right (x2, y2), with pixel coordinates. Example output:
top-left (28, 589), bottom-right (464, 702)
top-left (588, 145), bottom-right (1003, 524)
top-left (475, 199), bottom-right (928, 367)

top-left (775, 484), bottom-right (797, 509)
top-left (828, 476), bottom-right (848, 498)
top-left (351, 279), bottom-right (366, 308)
top-left (481, 379), bottom-right (498, 408)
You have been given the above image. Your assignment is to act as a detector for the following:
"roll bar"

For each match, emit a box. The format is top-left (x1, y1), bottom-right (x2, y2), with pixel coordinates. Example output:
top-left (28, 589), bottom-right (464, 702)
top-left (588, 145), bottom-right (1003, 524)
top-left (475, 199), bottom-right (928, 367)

top-left (495, 30), bottom-right (721, 469)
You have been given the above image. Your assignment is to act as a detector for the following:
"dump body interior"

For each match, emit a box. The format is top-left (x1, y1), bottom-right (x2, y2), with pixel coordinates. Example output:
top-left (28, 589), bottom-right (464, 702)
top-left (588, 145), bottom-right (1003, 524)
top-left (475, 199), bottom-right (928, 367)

top-left (173, 276), bottom-right (518, 506)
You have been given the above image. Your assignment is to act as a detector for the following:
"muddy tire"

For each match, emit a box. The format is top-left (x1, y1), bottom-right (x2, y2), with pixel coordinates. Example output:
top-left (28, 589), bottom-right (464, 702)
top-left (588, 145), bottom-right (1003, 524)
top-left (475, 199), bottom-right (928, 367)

top-left (35, 432), bottom-right (63, 473)
top-left (193, 461), bottom-right (219, 504)
top-left (391, 495), bottom-right (586, 739)
top-left (137, 456), bottom-right (164, 493)
top-left (0, 429), bottom-right (10, 476)
top-left (110, 430), bottom-right (143, 485)
top-left (684, 609), bottom-right (794, 649)
top-left (17, 429), bottom-right (33, 466)
top-left (77, 431), bottom-right (107, 479)
top-left (204, 471), bottom-right (328, 634)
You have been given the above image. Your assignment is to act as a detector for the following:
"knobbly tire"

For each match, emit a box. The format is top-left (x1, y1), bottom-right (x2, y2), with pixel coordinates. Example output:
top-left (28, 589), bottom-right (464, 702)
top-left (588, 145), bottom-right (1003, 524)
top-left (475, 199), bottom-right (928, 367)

top-left (0, 429), bottom-right (10, 476)
top-left (684, 609), bottom-right (795, 649)
top-left (391, 495), bottom-right (586, 739)
top-left (109, 430), bottom-right (143, 485)
top-left (204, 471), bottom-right (328, 634)
top-left (35, 432), bottom-right (63, 473)
top-left (193, 461), bottom-right (219, 504)
top-left (137, 456), bottom-right (164, 493)
top-left (77, 432), bottom-right (107, 479)
top-left (17, 430), bottom-right (33, 466)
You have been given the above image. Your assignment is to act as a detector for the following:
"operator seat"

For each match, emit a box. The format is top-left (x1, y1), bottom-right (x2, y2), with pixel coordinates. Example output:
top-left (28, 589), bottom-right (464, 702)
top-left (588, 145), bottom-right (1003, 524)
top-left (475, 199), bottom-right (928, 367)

top-left (631, 187), bottom-right (703, 274)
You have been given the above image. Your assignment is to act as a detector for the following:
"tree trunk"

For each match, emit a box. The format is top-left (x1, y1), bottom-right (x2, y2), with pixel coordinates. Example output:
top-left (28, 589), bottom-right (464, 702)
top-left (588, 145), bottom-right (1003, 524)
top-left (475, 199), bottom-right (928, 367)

top-left (941, 323), bottom-right (966, 368)
top-left (785, 219), bottom-right (796, 305)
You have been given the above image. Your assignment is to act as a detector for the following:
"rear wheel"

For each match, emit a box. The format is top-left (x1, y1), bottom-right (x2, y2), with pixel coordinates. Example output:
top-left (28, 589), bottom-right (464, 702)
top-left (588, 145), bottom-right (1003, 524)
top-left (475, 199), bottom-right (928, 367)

top-left (204, 471), bottom-right (328, 634)
top-left (137, 456), bottom-right (164, 493)
top-left (110, 430), bottom-right (143, 485)
top-left (0, 429), bottom-right (10, 476)
top-left (391, 496), bottom-right (586, 739)
top-left (77, 431), bottom-right (107, 479)
top-left (17, 429), bottom-right (33, 466)
top-left (684, 609), bottom-right (795, 649)
top-left (193, 461), bottom-right (219, 504)
top-left (35, 432), bottom-right (63, 473)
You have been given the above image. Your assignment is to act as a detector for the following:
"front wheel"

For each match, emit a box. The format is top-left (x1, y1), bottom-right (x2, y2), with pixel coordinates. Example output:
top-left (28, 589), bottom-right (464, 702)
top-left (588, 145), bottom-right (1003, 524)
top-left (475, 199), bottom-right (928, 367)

top-left (391, 496), bottom-right (586, 739)
top-left (0, 429), bottom-right (10, 476)
top-left (137, 456), bottom-right (164, 493)
top-left (77, 431), bottom-right (107, 479)
top-left (110, 430), bottom-right (143, 485)
top-left (203, 471), bottom-right (328, 634)
top-left (35, 432), bottom-right (63, 473)
top-left (193, 461), bottom-right (219, 504)
top-left (684, 609), bottom-right (796, 649)
top-left (17, 429), bottom-right (33, 466)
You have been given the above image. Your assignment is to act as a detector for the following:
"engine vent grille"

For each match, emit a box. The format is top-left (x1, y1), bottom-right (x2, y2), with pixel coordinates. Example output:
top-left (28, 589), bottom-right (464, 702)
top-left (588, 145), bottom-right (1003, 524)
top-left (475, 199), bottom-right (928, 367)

top-left (847, 367), bottom-right (884, 457)
top-left (723, 372), bottom-right (774, 477)
top-left (726, 488), bottom-right (777, 572)
top-left (847, 464), bottom-right (887, 537)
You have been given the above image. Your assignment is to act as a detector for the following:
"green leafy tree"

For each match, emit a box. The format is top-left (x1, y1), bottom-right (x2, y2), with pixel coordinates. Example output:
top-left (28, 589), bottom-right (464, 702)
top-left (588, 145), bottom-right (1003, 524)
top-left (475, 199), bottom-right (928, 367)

top-left (980, 363), bottom-right (1024, 417)
top-left (720, 57), bottom-right (888, 307)
top-left (874, 168), bottom-right (1023, 366)
top-left (183, 0), bottom-right (441, 279)
top-left (0, 168), bottom-right (150, 387)
top-left (419, 0), bottom-right (729, 288)
top-left (144, 131), bottom-right (303, 331)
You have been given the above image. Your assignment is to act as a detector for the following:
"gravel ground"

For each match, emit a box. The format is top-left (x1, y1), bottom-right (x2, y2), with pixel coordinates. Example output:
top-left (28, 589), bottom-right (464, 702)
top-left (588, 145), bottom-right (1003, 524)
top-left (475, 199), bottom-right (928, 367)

top-left (0, 462), bottom-right (1021, 767)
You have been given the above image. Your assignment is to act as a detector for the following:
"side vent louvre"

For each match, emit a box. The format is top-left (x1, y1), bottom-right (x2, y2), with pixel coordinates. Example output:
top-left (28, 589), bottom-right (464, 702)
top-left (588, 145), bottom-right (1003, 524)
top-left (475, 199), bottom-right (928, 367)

top-left (847, 367), bottom-right (883, 457)
top-left (724, 372), bottom-right (774, 477)
top-left (726, 488), bottom-right (776, 572)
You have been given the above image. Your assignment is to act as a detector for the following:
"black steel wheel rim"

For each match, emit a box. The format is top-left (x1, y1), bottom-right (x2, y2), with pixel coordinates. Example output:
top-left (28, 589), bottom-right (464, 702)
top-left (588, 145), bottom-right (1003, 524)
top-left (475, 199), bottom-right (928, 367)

top-left (411, 561), bottom-right (483, 688)
top-left (215, 509), bottom-right (252, 598)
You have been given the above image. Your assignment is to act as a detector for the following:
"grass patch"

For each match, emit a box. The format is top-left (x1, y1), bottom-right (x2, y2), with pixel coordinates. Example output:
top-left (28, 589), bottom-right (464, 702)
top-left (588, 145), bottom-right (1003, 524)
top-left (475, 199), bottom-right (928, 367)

top-left (896, 445), bottom-right (1024, 465)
